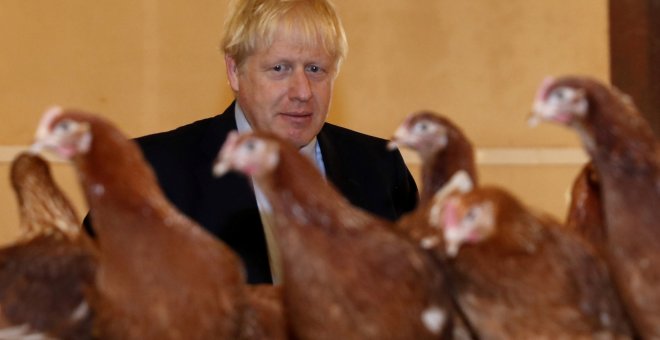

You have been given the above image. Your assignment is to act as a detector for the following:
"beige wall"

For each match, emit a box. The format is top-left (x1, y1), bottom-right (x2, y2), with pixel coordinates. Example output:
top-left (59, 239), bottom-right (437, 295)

top-left (0, 1), bottom-right (608, 244)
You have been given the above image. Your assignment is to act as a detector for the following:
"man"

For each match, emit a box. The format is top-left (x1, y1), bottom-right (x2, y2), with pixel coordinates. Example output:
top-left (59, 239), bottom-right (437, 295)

top-left (136, 0), bottom-right (418, 284)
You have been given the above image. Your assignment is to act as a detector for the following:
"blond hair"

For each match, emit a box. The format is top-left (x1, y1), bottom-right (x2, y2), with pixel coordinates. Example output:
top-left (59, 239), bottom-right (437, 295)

top-left (221, 0), bottom-right (348, 70)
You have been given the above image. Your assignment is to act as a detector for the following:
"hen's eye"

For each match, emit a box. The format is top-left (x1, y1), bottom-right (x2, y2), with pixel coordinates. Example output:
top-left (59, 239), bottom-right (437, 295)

top-left (463, 207), bottom-right (479, 224)
top-left (55, 120), bottom-right (73, 133)
top-left (551, 89), bottom-right (565, 100)
top-left (413, 121), bottom-right (430, 133)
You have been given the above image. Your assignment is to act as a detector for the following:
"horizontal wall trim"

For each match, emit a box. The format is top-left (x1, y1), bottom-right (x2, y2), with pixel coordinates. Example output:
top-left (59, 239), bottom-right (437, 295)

top-left (1, 145), bottom-right (588, 166)
top-left (400, 147), bottom-right (588, 166)
top-left (0, 146), bottom-right (68, 164)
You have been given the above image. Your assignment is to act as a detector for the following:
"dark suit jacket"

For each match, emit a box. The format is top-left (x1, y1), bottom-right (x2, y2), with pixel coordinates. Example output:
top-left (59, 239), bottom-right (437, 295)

top-left (134, 102), bottom-right (418, 283)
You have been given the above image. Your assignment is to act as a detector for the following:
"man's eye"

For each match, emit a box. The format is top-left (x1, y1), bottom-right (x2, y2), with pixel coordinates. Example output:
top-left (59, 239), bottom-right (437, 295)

top-left (307, 65), bottom-right (321, 73)
top-left (272, 64), bottom-right (291, 72)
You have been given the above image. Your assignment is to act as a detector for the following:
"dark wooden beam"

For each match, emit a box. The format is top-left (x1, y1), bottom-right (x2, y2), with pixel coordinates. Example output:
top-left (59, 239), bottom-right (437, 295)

top-left (609, 0), bottom-right (660, 137)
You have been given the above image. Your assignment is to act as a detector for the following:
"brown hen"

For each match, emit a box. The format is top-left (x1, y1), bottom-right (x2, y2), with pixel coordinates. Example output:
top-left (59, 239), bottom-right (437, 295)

top-left (1, 152), bottom-right (96, 339)
top-left (532, 75), bottom-right (660, 337)
top-left (389, 110), bottom-right (478, 203)
top-left (214, 131), bottom-right (453, 340)
top-left (431, 185), bottom-right (633, 338)
top-left (32, 107), bottom-right (249, 339)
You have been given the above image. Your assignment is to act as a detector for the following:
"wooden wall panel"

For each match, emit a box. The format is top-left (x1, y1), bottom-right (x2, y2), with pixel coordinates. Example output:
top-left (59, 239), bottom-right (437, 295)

top-left (0, 1), bottom-right (608, 244)
top-left (609, 0), bottom-right (660, 137)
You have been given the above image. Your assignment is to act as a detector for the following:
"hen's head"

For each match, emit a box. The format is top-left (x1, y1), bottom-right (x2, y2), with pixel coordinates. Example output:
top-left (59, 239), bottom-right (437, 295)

top-left (213, 131), bottom-right (281, 178)
top-left (388, 111), bottom-right (450, 158)
top-left (434, 190), bottom-right (496, 257)
top-left (32, 106), bottom-right (92, 160)
top-left (530, 76), bottom-right (590, 127)
top-left (431, 186), bottom-right (544, 257)
top-left (529, 75), bottom-right (652, 155)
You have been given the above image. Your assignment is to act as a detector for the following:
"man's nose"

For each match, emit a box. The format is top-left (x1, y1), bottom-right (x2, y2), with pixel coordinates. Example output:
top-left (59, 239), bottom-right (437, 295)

top-left (289, 69), bottom-right (312, 101)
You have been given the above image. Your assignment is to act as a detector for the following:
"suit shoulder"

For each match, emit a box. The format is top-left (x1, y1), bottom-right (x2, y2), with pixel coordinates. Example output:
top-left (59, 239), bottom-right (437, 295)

top-left (137, 115), bottom-right (218, 150)
top-left (321, 123), bottom-right (390, 150)
top-left (320, 123), bottom-right (418, 220)
top-left (136, 111), bottom-right (235, 159)
top-left (320, 123), bottom-right (409, 183)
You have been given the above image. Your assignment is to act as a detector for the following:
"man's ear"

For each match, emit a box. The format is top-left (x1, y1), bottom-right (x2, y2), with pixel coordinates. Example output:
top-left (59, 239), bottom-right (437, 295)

top-left (225, 55), bottom-right (240, 92)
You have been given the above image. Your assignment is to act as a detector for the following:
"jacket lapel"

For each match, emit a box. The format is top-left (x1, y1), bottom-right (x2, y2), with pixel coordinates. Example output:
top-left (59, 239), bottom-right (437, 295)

top-left (191, 103), bottom-right (257, 224)
top-left (317, 125), bottom-right (366, 208)
top-left (191, 103), bottom-right (272, 283)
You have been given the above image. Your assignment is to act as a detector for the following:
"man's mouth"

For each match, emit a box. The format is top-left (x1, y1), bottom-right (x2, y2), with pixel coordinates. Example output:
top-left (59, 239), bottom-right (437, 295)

top-left (279, 112), bottom-right (313, 123)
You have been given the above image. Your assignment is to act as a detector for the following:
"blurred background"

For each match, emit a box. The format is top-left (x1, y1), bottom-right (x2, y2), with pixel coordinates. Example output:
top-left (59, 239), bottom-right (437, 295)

top-left (1, 0), bottom-right (655, 244)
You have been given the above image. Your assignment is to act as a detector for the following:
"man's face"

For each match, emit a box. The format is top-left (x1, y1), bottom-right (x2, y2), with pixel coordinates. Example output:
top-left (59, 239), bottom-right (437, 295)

top-left (226, 29), bottom-right (337, 148)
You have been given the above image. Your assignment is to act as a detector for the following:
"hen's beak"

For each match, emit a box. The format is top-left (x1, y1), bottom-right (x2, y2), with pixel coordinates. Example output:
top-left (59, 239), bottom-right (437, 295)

top-left (35, 106), bottom-right (63, 141)
top-left (527, 110), bottom-right (543, 127)
top-left (386, 140), bottom-right (398, 151)
top-left (213, 131), bottom-right (241, 177)
top-left (29, 141), bottom-right (44, 155)
top-left (30, 106), bottom-right (63, 154)
top-left (212, 145), bottom-right (233, 177)
top-left (528, 76), bottom-right (557, 127)
top-left (387, 125), bottom-right (409, 151)
top-left (212, 158), bottom-right (231, 177)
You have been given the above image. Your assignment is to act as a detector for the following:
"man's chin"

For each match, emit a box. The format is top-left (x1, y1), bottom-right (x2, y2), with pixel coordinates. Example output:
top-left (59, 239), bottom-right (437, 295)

top-left (277, 131), bottom-right (315, 149)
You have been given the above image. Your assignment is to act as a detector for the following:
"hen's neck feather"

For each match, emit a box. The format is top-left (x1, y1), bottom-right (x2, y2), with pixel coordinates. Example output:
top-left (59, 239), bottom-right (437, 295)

top-left (572, 78), bottom-right (659, 172)
top-left (257, 141), bottom-right (378, 231)
top-left (76, 118), bottom-right (170, 215)
top-left (568, 78), bottom-right (660, 231)
top-left (421, 128), bottom-right (476, 203)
